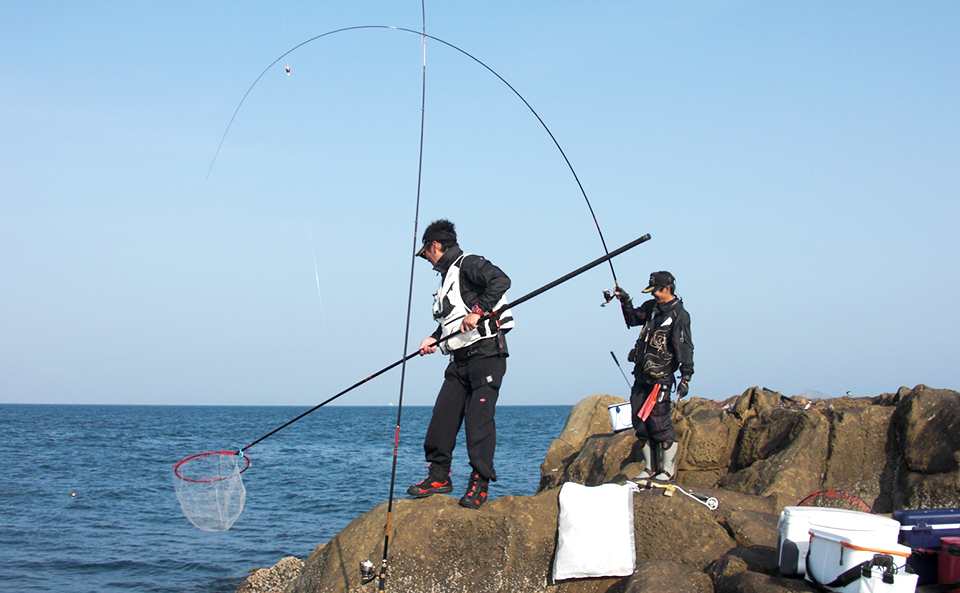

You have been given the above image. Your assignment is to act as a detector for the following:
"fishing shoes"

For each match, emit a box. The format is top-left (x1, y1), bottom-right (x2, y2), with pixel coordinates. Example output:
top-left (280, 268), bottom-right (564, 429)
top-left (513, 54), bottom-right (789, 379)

top-left (458, 471), bottom-right (489, 509)
top-left (407, 469), bottom-right (453, 498)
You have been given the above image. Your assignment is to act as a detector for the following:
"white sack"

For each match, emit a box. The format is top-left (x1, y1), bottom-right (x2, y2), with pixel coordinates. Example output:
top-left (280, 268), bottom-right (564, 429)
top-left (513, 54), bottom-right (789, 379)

top-left (553, 482), bottom-right (637, 581)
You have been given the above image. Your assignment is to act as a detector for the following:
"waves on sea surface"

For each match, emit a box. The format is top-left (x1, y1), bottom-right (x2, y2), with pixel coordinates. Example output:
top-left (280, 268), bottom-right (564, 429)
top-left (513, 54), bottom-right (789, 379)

top-left (0, 404), bottom-right (569, 593)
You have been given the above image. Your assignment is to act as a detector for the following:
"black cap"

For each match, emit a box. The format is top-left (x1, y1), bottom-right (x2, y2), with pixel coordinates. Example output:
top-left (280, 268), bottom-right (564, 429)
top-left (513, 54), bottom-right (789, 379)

top-left (417, 219), bottom-right (457, 257)
top-left (641, 271), bottom-right (675, 293)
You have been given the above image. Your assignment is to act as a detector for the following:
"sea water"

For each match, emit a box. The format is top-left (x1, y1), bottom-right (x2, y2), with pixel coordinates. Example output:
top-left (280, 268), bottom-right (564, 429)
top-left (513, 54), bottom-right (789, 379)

top-left (0, 404), bottom-right (570, 593)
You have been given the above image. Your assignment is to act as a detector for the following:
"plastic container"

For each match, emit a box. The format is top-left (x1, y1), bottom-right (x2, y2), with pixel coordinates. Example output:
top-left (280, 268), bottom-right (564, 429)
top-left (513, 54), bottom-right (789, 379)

top-left (607, 403), bottom-right (632, 433)
top-left (893, 507), bottom-right (960, 585)
top-left (777, 507), bottom-right (902, 576)
top-left (806, 527), bottom-right (915, 593)
top-left (894, 508), bottom-right (960, 549)
top-left (940, 537), bottom-right (960, 593)
top-left (827, 567), bottom-right (920, 593)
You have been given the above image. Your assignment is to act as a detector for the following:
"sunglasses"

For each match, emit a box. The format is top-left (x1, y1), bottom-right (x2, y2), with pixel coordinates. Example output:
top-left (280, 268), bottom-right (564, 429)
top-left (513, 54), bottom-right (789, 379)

top-left (416, 241), bottom-right (433, 259)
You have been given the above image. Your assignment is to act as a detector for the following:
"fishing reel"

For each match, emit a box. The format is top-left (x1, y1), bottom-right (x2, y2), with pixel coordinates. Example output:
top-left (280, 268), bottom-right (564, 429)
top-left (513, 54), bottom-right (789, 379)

top-left (601, 289), bottom-right (616, 307)
top-left (359, 559), bottom-right (376, 584)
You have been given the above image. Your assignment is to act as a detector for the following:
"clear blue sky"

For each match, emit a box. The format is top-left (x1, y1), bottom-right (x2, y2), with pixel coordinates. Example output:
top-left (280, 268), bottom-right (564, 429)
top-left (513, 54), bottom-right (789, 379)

top-left (2, 2), bottom-right (957, 406)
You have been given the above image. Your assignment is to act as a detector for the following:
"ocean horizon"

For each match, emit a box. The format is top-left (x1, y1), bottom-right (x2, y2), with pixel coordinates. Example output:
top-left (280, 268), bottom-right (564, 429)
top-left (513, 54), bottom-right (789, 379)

top-left (0, 404), bottom-right (571, 592)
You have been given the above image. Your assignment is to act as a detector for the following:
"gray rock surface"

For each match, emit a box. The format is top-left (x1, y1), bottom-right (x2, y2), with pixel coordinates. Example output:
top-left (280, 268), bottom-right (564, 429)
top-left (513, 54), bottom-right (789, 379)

top-left (237, 384), bottom-right (960, 593)
top-left (236, 557), bottom-right (305, 593)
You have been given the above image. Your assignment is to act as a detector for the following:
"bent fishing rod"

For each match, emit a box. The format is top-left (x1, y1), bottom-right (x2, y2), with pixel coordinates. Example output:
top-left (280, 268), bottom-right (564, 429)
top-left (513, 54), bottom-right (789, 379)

top-left (236, 232), bottom-right (651, 454)
top-left (207, 25), bottom-right (619, 293)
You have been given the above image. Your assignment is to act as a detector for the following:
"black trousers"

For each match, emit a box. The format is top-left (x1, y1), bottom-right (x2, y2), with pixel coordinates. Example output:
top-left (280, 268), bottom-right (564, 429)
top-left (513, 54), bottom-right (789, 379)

top-left (629, 380), bottom-right (676, 445)
top-left (423, 355), bottom-right (506, 482)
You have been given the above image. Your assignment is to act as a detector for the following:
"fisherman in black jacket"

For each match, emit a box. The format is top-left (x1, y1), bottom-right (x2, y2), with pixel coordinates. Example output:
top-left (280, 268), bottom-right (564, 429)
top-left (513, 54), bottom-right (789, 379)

top-left (615, 271), bottom-right (693, 483)
top-left (407, 219), bottom-right (513, 509)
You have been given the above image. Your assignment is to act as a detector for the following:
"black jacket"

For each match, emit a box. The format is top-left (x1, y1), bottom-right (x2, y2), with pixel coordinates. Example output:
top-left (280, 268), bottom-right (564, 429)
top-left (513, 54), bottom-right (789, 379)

top-left (622, 296), bottom-right (694, 384)
top-left (431, 246), bottom-right (511, 360)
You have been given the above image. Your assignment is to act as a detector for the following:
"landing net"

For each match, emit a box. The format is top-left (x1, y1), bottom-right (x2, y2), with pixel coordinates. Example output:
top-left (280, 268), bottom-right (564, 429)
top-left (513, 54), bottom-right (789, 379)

top-left (797, 489), bottom-right (873, 513)
top-left (173, 450), bottom-right (251, 531)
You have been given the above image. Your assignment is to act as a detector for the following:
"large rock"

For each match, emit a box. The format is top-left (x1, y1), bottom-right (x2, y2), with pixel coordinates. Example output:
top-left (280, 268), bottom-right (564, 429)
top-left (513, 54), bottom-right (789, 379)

top-left (895, 385), bottom-right (960, 473)
top-left (245, 385), bottom-right (960, 593)
top-left (717, 408), bottom-right (829, 504)
top-left (236, 557), bottom-right (304, 593)
top-left (712, 570), bottom-right (820, 593)
top-left (632, 486), bottom-right (738, 569)
top-left (541, 384), bottom-right (960, 513)
top-left (622, 560), bottom-right (714, 592)
top-left (706, 547), bottom-right (819, 592)
top-left (822, 404), bottom-right (896, 510)
top-left (539, 394), bottom-right (626, 491)
top-left (674, 397), bottom-right (742, 486)
top-left (288, 492), bottom-right (560, 593)
top-left (556, 430), bottom-right (638, 487)
top-left (891, 385), bottom-right (960, 509)
top-left (281, 481), bottom-right (777, 593)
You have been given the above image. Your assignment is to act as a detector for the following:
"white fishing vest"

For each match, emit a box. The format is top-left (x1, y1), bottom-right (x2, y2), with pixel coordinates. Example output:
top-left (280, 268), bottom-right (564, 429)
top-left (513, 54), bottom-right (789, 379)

top-left (432, 253), bottom-right (514, 355)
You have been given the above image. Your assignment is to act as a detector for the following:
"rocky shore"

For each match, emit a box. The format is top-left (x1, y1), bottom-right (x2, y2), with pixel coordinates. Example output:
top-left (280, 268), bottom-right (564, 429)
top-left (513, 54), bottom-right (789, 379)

top-left (238, 384), bottom-right (960, 593)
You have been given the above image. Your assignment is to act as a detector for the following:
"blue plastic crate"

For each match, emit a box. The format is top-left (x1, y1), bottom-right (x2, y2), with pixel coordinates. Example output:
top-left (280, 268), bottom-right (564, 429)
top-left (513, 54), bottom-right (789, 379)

top-left (893, 507), bottom-right (960, 585)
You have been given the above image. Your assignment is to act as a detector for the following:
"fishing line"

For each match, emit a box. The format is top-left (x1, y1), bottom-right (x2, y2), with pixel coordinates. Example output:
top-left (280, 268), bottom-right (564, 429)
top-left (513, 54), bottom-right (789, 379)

top-left (307, 222), bottom-right (325, 325)
top-left (205, 25), bottom-right (619, 285)
top-left (378, 4), bottom-right (428, 591)
top-left (181, 19), bottom-right (639, 536)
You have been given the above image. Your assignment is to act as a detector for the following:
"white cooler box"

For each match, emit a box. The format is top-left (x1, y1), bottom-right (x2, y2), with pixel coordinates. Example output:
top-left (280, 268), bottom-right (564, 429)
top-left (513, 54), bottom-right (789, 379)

top-left (805, 527), bottom-right (917, 593)
top-left (777, 506), bottom-right (901, 576)
top-left (607, 402), bottom-right (632, 433)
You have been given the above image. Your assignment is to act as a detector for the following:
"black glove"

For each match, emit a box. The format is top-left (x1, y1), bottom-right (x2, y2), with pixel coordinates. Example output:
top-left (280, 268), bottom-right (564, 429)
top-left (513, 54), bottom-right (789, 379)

top-left (626, 347), bottom-right (636, 363)
top-left (614, 287), bottom-right (631, 303)
top-left (677, 379), bottom-right (690, 399)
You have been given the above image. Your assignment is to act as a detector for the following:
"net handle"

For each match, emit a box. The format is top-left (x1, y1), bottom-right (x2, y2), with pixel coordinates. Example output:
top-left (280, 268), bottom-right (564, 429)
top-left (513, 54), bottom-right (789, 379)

top-left (173, 450), bottom-right (251, 483)
top-left (239, 233), bottom-right (652, 452)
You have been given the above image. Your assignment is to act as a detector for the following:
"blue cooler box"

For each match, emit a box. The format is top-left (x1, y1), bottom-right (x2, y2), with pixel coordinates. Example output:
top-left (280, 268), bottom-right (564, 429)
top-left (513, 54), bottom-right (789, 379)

top-left (893, 507), bottom-right (960, 585)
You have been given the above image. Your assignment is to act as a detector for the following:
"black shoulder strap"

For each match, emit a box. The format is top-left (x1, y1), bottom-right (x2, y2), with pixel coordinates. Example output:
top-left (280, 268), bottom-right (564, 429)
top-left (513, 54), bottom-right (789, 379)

top-left (805, 552), bottom-right (895, 592)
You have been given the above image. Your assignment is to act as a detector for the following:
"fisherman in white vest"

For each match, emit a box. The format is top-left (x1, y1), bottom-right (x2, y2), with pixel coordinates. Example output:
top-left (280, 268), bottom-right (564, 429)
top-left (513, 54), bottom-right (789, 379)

top-left (407, 219), bottom-right (513, 509)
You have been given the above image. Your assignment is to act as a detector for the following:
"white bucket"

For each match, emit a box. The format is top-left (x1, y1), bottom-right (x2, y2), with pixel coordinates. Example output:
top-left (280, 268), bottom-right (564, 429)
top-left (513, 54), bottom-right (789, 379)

top-left (607, 402), bottom-right (632, 433)
top-left (777, 507), bottom-right (901, 576)
top-left (805, 527), bottom-right (914, 593)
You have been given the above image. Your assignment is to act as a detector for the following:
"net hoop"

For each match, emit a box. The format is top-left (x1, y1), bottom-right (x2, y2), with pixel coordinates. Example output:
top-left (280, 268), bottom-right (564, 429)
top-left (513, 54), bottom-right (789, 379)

top-left (174, 450), bottom-right (251, 483)
top-left (796, 489), bottom-right (873, 513)
top-left (173, 450), bottom-right (250, 531)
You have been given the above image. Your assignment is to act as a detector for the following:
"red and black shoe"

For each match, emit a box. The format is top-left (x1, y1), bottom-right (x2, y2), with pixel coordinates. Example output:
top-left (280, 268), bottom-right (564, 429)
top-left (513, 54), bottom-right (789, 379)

top-left (458, 471), bottom-right (488, 509)
top-left (407, 468), bottom-right (453, 498)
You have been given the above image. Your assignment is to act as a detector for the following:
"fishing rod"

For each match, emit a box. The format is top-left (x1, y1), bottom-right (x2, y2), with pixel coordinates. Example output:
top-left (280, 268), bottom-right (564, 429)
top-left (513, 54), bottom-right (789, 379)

top-left (172, 234), bottom-right (651, 531)
top-left (206, 24), bottom-right (620, 294)
top-left (609, 351), bottom-right (632, 391)
top-left (236, 233), bottom-right (651, 454)
top-left (378, 5), bottom-right (429, 592)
